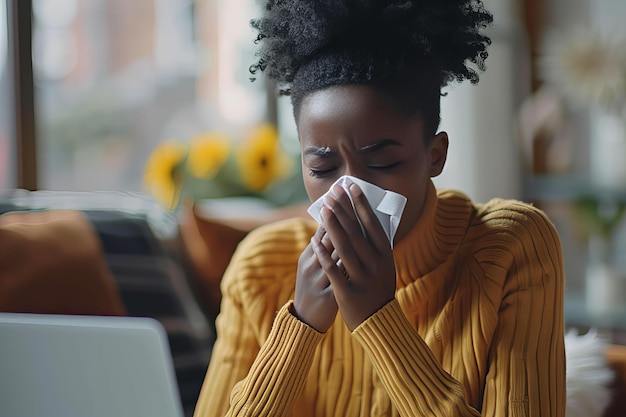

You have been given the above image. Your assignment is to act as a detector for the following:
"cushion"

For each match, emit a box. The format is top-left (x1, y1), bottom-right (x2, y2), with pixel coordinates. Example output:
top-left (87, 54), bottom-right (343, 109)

top-left (0, 210), bottom-right (126, 316)
top-left (178, 203), bottom-right (249, 319)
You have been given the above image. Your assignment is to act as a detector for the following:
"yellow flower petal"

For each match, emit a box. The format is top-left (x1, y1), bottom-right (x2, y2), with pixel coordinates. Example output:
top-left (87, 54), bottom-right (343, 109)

top-left (143, 141), bottom-right (186, 209)
top-left (236, 124), bottom-right (292, 192)
top-left (187, 132), bottom-right (231, 179)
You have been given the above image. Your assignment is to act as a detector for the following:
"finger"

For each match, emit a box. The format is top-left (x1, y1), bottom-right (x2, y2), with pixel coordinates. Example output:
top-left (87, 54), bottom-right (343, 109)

top-left (326, 185), bottom-right (368, 242)
top-left (323, 185), bottom-right (373, 256)
top-left (321, 232), bottom-right (340, 263)
top-left (348, 183), bottom-right (390, 253)
top-left (301, 226), bottom-right (324, 258)
top-left (309, 234), bottom-right (332, 287)
top-left (314, 224), bottom-right (325, 239)
top-left (311, 233), bottom-right (350, 291)
top-left (320, 204), bottom-right (368, 278)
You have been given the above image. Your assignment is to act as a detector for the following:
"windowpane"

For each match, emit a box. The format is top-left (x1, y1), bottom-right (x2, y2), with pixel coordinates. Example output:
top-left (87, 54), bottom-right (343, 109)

top-left (33, 0), bottom-right (267, 191)
top-left (0, 0), bottom-right (13, 190)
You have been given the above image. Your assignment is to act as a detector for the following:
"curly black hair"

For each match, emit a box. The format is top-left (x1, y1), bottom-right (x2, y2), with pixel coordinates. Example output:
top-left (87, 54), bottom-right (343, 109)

top-left (250, 0), bottom-right (493, 136)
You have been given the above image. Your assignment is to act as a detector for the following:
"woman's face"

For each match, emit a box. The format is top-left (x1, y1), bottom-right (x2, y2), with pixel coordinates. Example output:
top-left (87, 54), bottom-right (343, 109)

top-left (297, 85), bottom-right (448, 243)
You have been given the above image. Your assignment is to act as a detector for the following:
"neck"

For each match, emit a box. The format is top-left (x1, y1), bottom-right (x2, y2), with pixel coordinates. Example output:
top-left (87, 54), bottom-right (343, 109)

top-left (393, 181), bottom-right (474, 287)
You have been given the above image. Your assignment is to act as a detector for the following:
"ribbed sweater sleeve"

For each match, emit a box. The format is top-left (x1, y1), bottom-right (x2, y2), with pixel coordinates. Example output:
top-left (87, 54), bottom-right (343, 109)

top-left (353, 299), bottom-right (480, 416)
top-left (227, 303), bottom-right (325, 416)
top-left (478, 202), bottom-right (565, 417)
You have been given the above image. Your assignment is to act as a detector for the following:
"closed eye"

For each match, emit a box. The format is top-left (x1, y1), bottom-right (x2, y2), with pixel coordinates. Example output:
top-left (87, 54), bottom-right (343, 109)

top-left (308, 167), bottom-right (338, 178)
top-left (369, 162), bottom-right (402, 170)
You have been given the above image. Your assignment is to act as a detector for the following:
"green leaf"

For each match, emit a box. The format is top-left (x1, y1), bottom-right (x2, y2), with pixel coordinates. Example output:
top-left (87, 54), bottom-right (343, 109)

top-left (572, 196), bottom-right (626, 239)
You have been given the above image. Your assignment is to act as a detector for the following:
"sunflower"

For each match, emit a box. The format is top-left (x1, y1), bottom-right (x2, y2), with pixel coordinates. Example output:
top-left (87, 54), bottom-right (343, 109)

top-left (236, 124), bottom-right (292, 192)
top-left (143, 141), bottom-right (187, 210)
top-left (187, 132), bottom-right (231, 179)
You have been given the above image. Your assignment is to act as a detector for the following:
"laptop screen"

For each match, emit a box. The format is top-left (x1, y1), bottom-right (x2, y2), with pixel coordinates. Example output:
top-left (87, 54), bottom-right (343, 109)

top-left (0, 313), bottom-right (185, 417)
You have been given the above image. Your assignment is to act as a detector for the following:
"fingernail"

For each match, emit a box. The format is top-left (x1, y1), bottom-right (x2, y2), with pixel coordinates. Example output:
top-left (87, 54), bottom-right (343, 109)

top-left (349, 183), bottom-right (361, 195)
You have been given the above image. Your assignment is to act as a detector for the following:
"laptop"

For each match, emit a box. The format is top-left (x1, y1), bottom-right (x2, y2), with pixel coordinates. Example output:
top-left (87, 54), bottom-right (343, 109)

top-left (0, 313), bottom-right (185, 417)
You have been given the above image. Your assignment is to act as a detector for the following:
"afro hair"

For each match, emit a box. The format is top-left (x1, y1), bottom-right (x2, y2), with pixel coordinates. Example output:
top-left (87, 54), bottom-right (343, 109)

top-left (250, 0), bottom-right (493, 133)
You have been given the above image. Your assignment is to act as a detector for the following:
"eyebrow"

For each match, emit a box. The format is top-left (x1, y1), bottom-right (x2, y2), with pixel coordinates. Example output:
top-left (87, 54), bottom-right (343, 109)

top-left (303, 138), bottom-right (402, 157)
top-left (303, 146), bottom-right (336, 157)
top-left (358, 138), bottom-right (402, 154)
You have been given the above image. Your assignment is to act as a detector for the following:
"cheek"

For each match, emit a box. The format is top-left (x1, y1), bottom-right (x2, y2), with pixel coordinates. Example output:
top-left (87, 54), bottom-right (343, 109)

top-left (386, 160), bottom-right (428, 196)
top-left (302, 174), bottom-right (326, 202)
top-left (300, 158), bottom-right (339, 202)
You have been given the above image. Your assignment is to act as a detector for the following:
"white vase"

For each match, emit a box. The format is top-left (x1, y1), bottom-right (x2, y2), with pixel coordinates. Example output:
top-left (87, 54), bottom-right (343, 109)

top-left (589, 108), bottom-right (626, 189)
top-left (585, 234), bottom-right (626, 315)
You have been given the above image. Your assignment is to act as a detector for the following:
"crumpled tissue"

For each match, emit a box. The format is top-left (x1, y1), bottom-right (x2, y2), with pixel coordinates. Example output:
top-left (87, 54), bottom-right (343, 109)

top-left (307, 175), bottom-right (407, 248)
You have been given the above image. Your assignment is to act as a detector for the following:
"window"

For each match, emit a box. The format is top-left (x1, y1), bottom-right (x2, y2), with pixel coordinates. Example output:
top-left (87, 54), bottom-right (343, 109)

top-left (32, 0), bottom-right (268, 191)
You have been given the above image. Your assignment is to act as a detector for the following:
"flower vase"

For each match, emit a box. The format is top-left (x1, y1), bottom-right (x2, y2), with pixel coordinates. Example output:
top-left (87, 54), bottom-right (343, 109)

top-left (585, 234), bottom-right (626, 315)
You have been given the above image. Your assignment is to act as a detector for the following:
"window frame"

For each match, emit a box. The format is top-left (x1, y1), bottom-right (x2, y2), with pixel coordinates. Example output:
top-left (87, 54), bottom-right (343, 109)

top-left (7, 0), bottom-right (36, 190)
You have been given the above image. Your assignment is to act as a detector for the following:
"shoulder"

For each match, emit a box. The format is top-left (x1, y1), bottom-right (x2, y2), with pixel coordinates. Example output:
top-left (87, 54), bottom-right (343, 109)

top-left (469, 197), bottom-right (563, 284)
top-left (436, 189), bottom-right (557, 240)
top-left (475, 198), bottom-right (560, 246)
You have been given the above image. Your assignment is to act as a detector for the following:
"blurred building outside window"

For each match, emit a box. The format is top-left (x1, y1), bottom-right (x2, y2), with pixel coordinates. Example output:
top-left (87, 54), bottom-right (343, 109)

top-left (32, 0), bottom-right (270, 192)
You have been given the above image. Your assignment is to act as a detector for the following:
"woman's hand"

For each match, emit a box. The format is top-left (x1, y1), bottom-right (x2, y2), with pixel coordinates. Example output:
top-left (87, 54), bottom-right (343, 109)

top-left (311, 183), bottom-right (396, 331)
top-left (293, 226), bottom-right (339, 333)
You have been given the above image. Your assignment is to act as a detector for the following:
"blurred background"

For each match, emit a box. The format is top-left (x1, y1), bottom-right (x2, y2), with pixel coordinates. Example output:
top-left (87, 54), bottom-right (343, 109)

top-left (1, 0), bottom-right (625, 341)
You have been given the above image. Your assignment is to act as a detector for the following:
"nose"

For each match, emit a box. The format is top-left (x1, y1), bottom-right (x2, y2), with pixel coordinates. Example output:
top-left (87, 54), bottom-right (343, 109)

top-left (342, 162), bottom-right (371, 184)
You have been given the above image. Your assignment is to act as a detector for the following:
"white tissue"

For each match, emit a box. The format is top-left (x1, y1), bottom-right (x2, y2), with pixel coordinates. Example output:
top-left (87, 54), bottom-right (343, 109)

top-left (307, 175), bottom-right (407, 248)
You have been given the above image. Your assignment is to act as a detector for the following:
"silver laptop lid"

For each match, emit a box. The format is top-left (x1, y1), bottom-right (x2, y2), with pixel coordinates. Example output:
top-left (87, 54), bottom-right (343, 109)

top-left (0, 313), bottom-right (184, 417)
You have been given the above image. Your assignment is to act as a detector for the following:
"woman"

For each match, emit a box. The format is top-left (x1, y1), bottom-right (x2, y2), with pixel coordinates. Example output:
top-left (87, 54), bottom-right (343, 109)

top-left (194, 1), bottom-right (565, 416)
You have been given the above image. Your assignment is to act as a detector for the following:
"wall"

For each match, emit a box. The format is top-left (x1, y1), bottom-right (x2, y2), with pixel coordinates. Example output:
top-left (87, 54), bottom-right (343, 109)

top-left (434, 0), bottom-right (525, 203)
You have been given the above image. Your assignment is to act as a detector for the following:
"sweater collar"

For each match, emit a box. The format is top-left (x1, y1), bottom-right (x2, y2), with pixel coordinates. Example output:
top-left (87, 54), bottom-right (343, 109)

top-left (393, 180), bottom-right (474, 287)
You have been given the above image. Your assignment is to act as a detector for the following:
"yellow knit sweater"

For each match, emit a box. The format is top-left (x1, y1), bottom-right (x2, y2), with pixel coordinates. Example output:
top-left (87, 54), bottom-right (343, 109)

top-left (194, 181), bottom-right (566, 417)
